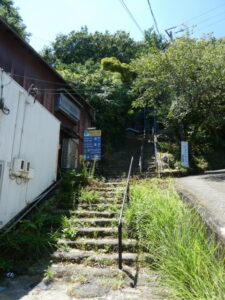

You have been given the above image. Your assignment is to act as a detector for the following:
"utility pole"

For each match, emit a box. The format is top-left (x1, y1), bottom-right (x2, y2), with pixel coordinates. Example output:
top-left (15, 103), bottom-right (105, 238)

top-left (165, 26), bottom-right (177, 42)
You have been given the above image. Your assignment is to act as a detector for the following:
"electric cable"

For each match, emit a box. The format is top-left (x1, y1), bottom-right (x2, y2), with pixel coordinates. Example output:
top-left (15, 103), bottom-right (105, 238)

top-left (194, 16), bottom-right (225, 34)
top-left (11, 72), bottom-right (107, 92)
top-left (177, 10), bottom-right (225, 36)
top-left (167, 2), bottom-right (225, 38)
top-left (182, 2), bottom-right (225, 25)
top-left (146, 0), bottom-right (160, 35)
top-left (1, 71), bottom-right (119, 94)
top-left (193, 9), bottom-right (225, 28)
top-left (118, 0), bottom-right (145, 36)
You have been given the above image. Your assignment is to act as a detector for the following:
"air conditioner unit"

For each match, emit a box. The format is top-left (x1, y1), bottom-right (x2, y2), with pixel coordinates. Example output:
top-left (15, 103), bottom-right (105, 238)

top-left (12, 158), bottom-right (26, 176)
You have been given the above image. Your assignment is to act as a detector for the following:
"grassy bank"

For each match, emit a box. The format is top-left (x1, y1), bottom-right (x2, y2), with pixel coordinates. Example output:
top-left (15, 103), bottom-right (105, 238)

top-left (125, 178), bottom-right (225, 300)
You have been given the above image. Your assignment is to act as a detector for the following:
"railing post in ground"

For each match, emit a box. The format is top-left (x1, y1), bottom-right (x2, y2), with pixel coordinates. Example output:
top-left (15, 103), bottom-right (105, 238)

top-left (117, 156), bottom-right (133, 270)
top-left (118, 221), bottom-right (123, 269)
top-left (127, 183), bottom-right (130, 204)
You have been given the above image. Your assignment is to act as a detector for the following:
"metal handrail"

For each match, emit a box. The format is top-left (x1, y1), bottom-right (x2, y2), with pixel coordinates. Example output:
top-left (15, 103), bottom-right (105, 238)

top-left (118, 156), bottom-right (133, 269)
top-left (139, 143), bottom-right (143, 174)
top-left (153, 133), bottom-right (162, 174)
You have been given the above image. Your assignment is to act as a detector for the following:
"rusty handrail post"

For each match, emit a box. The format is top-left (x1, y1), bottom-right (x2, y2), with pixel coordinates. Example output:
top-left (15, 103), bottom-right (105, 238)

top-left (127, 183), bottom-right (130, 204)
top-left (118, 156), bottom-right (133, 270)
top-left (118, 221), bottom-right (123, 269)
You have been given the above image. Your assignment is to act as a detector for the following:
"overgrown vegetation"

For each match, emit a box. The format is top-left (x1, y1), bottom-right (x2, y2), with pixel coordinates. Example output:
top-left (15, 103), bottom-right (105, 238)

top-left (3, 3), bottom-right (225, 167)
top-left (131, 36), bottom-right (225, 170)
top-left (0, 169), bottom-right (89, 274)
top-left (41, 27), bottom-right (225, 169)
top-left (79, 187), bottom-right (101, 203)
top-left (125, 179), bottom-right (225, 300)
top-left (41, 27), bottom-right (166, 155)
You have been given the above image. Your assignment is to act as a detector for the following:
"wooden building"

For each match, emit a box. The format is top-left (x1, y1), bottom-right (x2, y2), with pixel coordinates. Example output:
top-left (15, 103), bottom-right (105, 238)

top-left (0, 17), bottom-right (94, 170)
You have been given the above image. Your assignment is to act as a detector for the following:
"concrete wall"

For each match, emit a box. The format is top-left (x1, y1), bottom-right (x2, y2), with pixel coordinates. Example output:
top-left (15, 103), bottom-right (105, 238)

top-left (0, 71), bottom-right (60, 228)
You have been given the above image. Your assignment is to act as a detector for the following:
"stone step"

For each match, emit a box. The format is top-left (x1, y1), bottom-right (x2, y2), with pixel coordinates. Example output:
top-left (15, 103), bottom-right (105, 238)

top-left (78, 201), bottom-right (121, 206)
top-left (75, 227), bottom-right (118, 237)
top-left (98, 190), bottom-right (119, 195)
top-left (52, 249), bottom-right (138, 266)
top-left (92, 187), bottom-right (124, 192)
top-left (73, 218), bottom-right (117, 227)
top-left (74, 210), bottom-right (117, 218)
top-left (57, 238), bottom-right (137, 252)
top-left (103, 171), bottom-right (155, 177)
top-left (49, 265), bottom-right (125, 278)
top-left (78, 197), bottom-right (119, 204)
top-left (104, 182), bottom-right (126, 185)
top-left (77, 203), bottom-right (121, 211)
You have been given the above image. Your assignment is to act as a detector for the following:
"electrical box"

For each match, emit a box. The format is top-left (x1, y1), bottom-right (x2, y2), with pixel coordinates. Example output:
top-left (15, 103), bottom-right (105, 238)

top-left (26, 161), bottom-right (31, 172)
top-left (12, 159), bottom-right (34, 180)
top-left (12, 158), bottom-right (26, 176)
top-left (24, 168), bottom-right (34, 180)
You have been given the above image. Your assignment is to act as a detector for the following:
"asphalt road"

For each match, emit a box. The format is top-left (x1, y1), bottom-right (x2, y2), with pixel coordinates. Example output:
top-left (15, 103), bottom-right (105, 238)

top-left (177, 169), bottom-right (225, 240)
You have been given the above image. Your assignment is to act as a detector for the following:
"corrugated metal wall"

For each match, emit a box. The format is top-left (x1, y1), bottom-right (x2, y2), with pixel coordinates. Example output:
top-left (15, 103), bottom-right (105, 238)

top-left (0, 71), bottom-right (60, 228)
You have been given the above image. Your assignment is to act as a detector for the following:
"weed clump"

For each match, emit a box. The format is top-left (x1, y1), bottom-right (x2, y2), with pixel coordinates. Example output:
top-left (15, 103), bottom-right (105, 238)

top-left (125, 178), bottom-right (225, 300)
top-left (0, 168), bottom-right (90, 274)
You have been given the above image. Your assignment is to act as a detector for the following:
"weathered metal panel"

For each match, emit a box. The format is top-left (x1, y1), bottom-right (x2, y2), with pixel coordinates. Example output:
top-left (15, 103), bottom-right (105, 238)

top-left (0, 71), bottom-right (60, 228)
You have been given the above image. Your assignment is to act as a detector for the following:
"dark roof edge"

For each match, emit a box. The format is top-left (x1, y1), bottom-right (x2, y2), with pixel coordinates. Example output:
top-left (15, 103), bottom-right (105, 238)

top-left (0, 17), bottom-right (94, 111)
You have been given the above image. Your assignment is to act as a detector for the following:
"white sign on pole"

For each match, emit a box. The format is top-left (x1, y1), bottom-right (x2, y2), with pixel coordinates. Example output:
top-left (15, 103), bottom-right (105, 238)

top-left (181, 141), bottom-right (189, 168)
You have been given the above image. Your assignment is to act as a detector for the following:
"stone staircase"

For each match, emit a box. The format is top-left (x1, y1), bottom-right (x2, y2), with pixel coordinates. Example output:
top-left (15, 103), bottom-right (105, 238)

top-left (52, 181), bottom-right (138, 267)
top-left (99, 136), bottom-right (155, 178)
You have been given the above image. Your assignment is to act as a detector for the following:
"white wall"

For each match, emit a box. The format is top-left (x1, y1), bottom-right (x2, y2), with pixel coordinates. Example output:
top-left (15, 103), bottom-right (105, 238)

top-left (0, 71), bottom-right (60, 228)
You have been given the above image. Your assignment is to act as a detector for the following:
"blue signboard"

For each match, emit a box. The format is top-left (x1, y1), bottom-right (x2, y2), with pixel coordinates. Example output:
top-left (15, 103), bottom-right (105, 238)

top-left (84, 130), bottom-right (101, 161)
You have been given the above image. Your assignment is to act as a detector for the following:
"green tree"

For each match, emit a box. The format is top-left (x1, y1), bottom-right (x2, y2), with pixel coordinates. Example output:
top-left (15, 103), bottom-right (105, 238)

top-left (42, 27), bottom-right (166, 154)
top-left (132, 36), bottom-right (225, 148)
top-left (0, 0), bottom-right (29, 40)
top-left (143, 27), bottom-right (168, 51)
top-left (56, 60), bottom-right (133, 153)
top-left (101, 57), bottom-right (135, 83)
top-left (42, 27), bottom-right (140, 65)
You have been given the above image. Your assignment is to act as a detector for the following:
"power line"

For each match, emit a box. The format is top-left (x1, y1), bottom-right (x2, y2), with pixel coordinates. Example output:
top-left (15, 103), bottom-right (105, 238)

top-left (194, 15), bottom-right (225, 34)
top-left (182, 2), bottom-right (225, 25)
top-left (118, 0), bottom-right (145, 36)
top-left (146, 0), bottom-right (160, 35)
top-left (166, 3), bottom-right (225, 39)
top-left (192, 9), bottom-right (225, 28)
top-left (3, 72), bottom-right (118, 94)
top-left (180, 9), bottom-right (225, 35)
top-left (11, 71), bottom-right (118, 90)
top-left (11, 72), bottom-right (82, 88)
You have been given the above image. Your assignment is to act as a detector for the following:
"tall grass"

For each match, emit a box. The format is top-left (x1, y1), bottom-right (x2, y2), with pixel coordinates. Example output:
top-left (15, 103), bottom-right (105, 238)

top-left (125, 178), bottom-right (225, 299)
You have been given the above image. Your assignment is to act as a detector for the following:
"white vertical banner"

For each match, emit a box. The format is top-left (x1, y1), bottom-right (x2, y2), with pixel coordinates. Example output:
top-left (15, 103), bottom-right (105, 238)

top-left (181, 141), bottom-right (189, 168)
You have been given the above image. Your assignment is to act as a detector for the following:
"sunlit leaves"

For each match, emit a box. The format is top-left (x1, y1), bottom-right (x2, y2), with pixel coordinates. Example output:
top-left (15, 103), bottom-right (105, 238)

top-left (132, 36), bottom-right (225, 142)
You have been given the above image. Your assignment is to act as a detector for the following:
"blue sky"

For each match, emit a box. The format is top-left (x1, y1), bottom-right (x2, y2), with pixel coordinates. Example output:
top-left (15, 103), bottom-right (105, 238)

top-left (14, 0), bottom-right (225, 51)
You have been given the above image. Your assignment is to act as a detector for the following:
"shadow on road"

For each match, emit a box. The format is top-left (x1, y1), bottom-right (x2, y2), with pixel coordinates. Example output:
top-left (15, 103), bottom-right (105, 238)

top-left (202, 170), bottom-right (225, 182)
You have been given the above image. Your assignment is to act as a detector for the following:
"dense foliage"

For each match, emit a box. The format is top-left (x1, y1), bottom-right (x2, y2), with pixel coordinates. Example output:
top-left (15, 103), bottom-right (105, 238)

top-left (131, 36), bottom-right (225, 166)
top-left (42, 24), bottom-right (225, 165)
top-left (0, 0), bottom-right (29, 40)
top-left (42, 26), bottom-right (141, 65)
top-left (56, 60), bottom-right (133, 153)
top-left (42, 27), bottom-right (166, 154)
